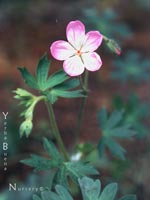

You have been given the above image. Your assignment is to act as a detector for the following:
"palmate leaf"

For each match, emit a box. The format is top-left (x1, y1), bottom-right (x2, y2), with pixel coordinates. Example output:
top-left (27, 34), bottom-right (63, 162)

top-left (18, 54), bottom-right (84, 105)
top-left (32, 177), bottom-right (136, 200)
top-left (97, 108), bottom-right (135, 160)
top-left (20, 139), bottom-right (63, 171)
top-left (20, 154), bottom-right (59, 171)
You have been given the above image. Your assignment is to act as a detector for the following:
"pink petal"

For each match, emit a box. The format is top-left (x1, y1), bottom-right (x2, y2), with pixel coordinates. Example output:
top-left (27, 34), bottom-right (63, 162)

top-left (66, 20), bottom-right (85, 50)
top-left (82, 52), bottom-right (102, 71)
top-left (50, 40), bottom-right (75, 61)
top-left (82, 31), bottom-right (103, 52)
top-left (63, 55), bottom-right (85, 76)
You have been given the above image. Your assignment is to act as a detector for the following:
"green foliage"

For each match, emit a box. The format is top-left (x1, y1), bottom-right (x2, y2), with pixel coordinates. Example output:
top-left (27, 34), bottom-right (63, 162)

top-left (13, 88), bottom-right (45, 137)
top-left (33, 195), bottom-right (42, 200)
top-left (97, 108), bottom-right (135, 160)
top-left (21, 154), bottom-right (58, 171)
top-left (32, 177), bottom-right (136, 200)
top-left (99, 182), bottom-right (117, 200)
top-left (64, 161), bottom-right (99, 182)
top-left (111, 51), bottom-right (150, 82)
top-left (15, 54), bottom-right (84, 136)
top-left (18, 53), bottom-right (84, 104)
top-left (112, 95), bottom-right (150, 137)
top-left (21, 138), bottom-right (98, 189)
top-left (79, 177), bottom-right (101, 200)
top-left (82, 8), bottom-right (132, 38)
top-left (18, 68), bottom-right (39, 90)
top-left (36, 54), bottom-right (51, 90)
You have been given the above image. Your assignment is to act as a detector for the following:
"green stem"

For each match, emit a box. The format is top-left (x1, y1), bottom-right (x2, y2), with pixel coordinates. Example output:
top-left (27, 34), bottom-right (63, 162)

top-left (102, 34), bottom-right (109, 43)
top-left (75, 70), bottom-right (89, 144)
top-left (45, 100), bottom-right (69, 161)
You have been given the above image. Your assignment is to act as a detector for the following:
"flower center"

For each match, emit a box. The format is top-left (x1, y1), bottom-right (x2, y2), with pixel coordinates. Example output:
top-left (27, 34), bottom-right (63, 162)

top-left (76, 50), bottom-right (82, 56)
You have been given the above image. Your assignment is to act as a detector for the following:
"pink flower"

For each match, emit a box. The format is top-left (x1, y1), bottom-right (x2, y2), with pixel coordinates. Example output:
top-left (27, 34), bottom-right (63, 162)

top-left (50, 20), bottom-right (103, 76)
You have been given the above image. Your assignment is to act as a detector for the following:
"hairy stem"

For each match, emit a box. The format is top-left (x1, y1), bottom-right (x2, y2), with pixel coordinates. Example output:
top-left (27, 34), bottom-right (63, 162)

top-left (45, 100), bottom-right (69, 161)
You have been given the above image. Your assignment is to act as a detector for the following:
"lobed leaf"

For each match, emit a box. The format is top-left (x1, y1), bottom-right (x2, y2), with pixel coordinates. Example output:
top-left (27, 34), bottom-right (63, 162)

top-left (20, 154), bottom-right (58, 171)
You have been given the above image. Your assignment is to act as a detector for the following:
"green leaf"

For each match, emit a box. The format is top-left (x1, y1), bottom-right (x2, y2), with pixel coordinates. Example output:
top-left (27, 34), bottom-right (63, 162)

top-left (46, 70), bottom-right (69, 88)
top-left (34, 177), bottom-right (136, 200)
top-left (97, 107), bottom-right (107, 129)
top-left (20, 154), bottom-right (58, 171)
top-left (55, 78), bottom-right (80, 90)
top-left (119, 195), bottom-right (137, 200)
top-left (41, 186), bottom-right (73, 200)
top-left (55, 185), bottom-right (73, 200)
top-left (99, 183), bottom-right (118, 200)
top-left (54, 165), bottom-right (68, 189)
top-left (98, 137), bottom-right (107, 156)
top-left (97, 108), bottom-right (135, 160)
top-left (79, 177), bottom-right (101, 200)
top-left (43, 138), bottom-right (63, 162)
top-left (36, 54), bottom-right (51, 90)
top-left (18, 67), bottom-right (39, 90)
top-left (106, 138), bottom-right (126, 160)
top-left (65, 161), bottom-right (99, 183)
top-left (108, 126), bottom-right (135, 138)
top-left (41, 191), bottom-right (60, 200)
top-left (32, 194), bottom-right (42, 200)
top-left (51, 89), bottom-right (84, 98)
top-left (105, 110), bottom-right (124, 129)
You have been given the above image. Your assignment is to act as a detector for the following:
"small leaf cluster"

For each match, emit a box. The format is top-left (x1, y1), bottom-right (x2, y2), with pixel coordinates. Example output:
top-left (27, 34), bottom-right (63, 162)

top-left (15, 54), bottom-right (84, 137)
top-left (33, 177), bottom-right (136, 200)
top-left (14, 88), bottom-right (44, 137)
top-left (21, 138), bottom-right (98, 189)
top-left (18, 54), bottom-right (83, 104)
top-left (97, 108), bottom-right (135, 160)
top-left (111, 51), bottom-right (150, 83)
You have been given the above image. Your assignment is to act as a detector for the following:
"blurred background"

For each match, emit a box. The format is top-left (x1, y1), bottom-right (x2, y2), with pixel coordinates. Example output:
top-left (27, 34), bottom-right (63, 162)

top-left (0, 0), bottom-right (150, 200)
